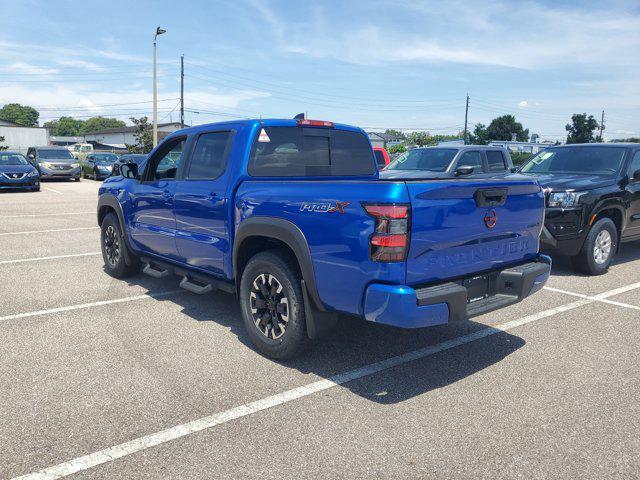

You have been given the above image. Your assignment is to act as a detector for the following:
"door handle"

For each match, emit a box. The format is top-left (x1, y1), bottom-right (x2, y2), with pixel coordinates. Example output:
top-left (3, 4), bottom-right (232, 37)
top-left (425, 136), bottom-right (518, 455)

top-left (162, 190), bottom-right (173, 199)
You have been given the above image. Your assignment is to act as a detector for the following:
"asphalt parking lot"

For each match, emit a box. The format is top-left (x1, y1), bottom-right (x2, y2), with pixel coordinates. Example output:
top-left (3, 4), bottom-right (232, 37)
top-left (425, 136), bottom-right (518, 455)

top-left (1, 181), bottom-right (639, 480)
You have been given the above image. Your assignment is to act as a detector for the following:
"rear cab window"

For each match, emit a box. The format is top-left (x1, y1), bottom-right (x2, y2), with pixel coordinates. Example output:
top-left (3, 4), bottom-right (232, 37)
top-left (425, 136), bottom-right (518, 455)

top-left (374, 150), bottom-right (386, 168)
top-left (248, 126), bottom-right (375, 177)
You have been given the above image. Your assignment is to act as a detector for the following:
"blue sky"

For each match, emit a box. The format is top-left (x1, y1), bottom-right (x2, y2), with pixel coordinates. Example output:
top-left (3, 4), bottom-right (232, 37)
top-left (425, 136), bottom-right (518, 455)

top-left (0, 0), bottom-right (638, 141)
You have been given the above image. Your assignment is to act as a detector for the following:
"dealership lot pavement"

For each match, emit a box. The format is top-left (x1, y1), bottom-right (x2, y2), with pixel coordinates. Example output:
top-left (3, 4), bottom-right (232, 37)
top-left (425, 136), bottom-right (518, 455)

top-left (1, 181), bottom-right (639, 480)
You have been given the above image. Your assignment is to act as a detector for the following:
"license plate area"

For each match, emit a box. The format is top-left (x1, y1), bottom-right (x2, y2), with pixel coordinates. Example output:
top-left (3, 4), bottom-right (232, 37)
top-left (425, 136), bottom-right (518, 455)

top-left (457, 273), bottom-right (498, 304)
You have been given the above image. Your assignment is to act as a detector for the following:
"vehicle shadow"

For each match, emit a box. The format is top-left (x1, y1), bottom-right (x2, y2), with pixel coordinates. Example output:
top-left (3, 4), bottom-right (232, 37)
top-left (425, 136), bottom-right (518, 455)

top-left (548, 239), bottom-right (640, 277)
top-left (119, 271), bottom-right (525, 405)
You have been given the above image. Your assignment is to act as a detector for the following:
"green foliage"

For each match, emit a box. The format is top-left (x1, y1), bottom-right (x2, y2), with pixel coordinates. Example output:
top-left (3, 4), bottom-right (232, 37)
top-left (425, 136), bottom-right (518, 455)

top-left (566, 113), bottom-right (599, 144)
top-left (469, 123), bottom-right (489, 145)
top-left (44, 116), bottom-right (127, 137)
top-left (126, 116), bottom-right (153, 153)
top-left (388, 144), bottom-right (407, 154)
top-left (0, 135), bottom-right (8, 151)
top-left (44, 116), bottom-right (85, 136)
top-left (510, 151), bottom-right (532, 166)
top-left (0, 103), bottom-right (39, 127)
top-left (384, 129), bottom-right (406, 140)
top-left (406, 131), bottom-right (434, 146)
top-left (469, 116), bottom-right (529, 145)
top-left (82, 116), bottom-right (126, 134)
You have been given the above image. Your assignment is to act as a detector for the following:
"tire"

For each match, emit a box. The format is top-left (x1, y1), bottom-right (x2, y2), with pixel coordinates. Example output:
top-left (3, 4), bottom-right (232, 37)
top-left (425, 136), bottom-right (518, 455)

top-left (93, 168), bottom-right (99, 180)
top-left (100, 212), bottom-right (140, 278)
top-left (571, 218), bottom-right (618, 275)
top-left (239, 251), bottom-right (308, 359)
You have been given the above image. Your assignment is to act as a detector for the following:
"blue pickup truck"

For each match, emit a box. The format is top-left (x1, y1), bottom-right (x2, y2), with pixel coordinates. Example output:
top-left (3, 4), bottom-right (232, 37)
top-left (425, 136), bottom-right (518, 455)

top-left (97, 118), bottom-right (551, 359)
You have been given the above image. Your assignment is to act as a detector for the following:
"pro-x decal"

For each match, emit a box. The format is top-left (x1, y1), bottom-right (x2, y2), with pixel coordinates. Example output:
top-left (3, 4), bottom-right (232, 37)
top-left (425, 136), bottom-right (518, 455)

top-left (300, 201), bottom-right (350, 213)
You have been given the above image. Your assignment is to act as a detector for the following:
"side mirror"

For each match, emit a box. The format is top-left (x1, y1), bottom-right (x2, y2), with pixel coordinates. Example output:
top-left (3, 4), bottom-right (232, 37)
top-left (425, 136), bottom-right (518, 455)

top-left (455, 165), bottom-right (475, 176)
top-left (28, 153), bottom-right (35, 160)
top-left (633, 169), bottom-right (640, 182)
top-left (120, 162), bottom-right (139, 179)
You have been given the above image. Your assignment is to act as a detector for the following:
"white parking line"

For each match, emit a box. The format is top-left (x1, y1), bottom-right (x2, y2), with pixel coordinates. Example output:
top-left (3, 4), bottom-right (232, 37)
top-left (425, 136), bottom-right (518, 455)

top-left (544, 286), bottom-right (640, 311)
top-left (13, 281), bottom-right (640, 480)
top-left (0, 252), bottom-right (101, 265)
top-left (45, 187), bottom-right (63, 195)
top-left (1, 211), bottom-right (93, 218)
top-left (0, 226), bottom-right (98, 236)
top-left (0, 290), bottom-right (183, 323)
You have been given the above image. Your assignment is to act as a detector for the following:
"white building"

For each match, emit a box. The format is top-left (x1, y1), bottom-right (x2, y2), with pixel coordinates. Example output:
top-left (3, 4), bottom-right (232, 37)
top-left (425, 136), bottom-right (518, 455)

top-left (0, 120), bottom-right (49, 154)
top-left (84, 122), bottom-right (185, 148)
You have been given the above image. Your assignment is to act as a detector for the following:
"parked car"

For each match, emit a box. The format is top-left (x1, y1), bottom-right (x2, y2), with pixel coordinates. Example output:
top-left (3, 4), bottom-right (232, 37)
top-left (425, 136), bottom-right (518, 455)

top-left (26, 146), bottom-right (81, 181)
top-left (111, 154), bottom-right (148, 177)
top-left (83, 153), bottom-right (119, 180)
top-left (382, 145), bottom-right (514, 178)
top-left (520, 143), bottom-right (640, 275)
top-left (97, 118), bottom-right (550, 359)
top-left (0, 151), bottom-right (40, 191)
top-left (68, 143), bottom-right (94, 161)
top-left (373, 147), bottom-right (390, 169)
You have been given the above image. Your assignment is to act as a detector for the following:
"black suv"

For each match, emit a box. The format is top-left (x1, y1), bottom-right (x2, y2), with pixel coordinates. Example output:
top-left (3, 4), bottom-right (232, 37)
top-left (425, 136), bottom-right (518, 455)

top-left (520, 143), bottom-right (640, 275)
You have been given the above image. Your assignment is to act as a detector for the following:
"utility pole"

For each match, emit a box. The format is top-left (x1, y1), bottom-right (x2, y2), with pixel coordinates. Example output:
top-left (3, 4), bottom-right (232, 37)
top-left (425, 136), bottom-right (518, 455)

top-left (599, 109), bottom-right (605, 142)
top-left (463, 94), bottom-right (470, 145)
top-left (152, 26), bottom-right (166, 148)
top-left (180, 54), bottom-right (185, 126)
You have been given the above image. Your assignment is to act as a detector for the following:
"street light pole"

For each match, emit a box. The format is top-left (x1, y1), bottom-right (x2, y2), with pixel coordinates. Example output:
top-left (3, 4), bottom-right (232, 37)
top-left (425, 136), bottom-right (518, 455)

top-left (153, 26), bottom-right (166, 148)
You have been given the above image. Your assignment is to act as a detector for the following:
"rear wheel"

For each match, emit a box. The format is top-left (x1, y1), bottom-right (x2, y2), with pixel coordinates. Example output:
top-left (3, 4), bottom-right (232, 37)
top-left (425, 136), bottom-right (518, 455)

top-left (571, 218), bottom-right (617, 275)
top-left (239, 251), bottom-right (308, 359)
top-left (100, 212), bottom-right (140, 278)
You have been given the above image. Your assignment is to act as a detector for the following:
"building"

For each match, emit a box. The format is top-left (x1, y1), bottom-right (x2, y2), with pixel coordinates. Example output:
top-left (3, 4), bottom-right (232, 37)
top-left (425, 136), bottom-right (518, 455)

top-left (0, 120), bottom-right (49, 154)
top-left (84, 122), bottom-right (185, 148)
top-left (367, 132), bottom-right (404, 149)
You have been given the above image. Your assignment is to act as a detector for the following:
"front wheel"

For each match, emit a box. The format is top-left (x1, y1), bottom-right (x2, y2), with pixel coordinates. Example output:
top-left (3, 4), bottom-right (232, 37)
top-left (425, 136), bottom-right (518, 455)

top-left (100, 212), bottom-right (140, 278)
top-left (571, 218), bottom-right (618, 275)
top-left (239, 251), bottom-right (308, 359)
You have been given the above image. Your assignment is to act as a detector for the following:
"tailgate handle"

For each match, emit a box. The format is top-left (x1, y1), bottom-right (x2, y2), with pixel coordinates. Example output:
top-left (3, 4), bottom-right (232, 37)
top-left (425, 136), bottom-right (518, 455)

top-left (474, 188), bottom-right (508, 207)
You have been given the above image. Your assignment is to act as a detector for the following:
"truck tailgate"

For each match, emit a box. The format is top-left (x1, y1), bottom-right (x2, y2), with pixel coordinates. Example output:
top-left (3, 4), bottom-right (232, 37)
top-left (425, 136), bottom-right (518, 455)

top-left (405, 178), bottom-right (544, 285)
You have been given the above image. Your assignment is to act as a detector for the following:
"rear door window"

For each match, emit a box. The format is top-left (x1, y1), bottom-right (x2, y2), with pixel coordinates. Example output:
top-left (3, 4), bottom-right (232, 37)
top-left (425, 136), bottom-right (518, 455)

top-left (374, 150), bottom-right (386, 168)
top-left (249, 126), bottom-right (375, 177)
top-left (486, 150), bottom-right (507, 172)
top-left (186, 131), bottom-right (234, 179)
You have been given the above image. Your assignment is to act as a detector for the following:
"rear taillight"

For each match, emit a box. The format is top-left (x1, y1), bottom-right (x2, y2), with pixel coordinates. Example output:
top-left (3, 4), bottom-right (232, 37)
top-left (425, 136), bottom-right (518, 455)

top-left (363, 203), bottom-right (410, 262)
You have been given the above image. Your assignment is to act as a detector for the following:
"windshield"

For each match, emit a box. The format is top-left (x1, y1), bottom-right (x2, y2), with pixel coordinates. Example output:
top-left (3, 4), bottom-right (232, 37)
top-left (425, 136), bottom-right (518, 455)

top-left (38, 149), bottom-right (74, 160)
top-left (120, 154), bottom-right (147, 165)
top-left (93, 154), bottom-right (118, 163)
top-left (521, 147), bottom-right (627, 176)
top-left (385, 148), bottom-right (457, 172)
top-left (0, 153), bottom-right (29, 166)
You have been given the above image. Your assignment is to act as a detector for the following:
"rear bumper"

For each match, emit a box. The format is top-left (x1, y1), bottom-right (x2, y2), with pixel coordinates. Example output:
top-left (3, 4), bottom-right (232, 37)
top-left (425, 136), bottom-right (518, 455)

top-left (363, 254), bottom-right (552, 329)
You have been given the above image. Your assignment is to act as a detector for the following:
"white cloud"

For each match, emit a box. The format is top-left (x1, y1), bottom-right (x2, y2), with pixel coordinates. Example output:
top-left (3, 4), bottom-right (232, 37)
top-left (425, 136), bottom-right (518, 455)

top-left (518, 100), bottom-right (529, 108)
top-left (6, 62), bottom-right (59, 74)
top-left (57, 59), bottom-right (104, 72)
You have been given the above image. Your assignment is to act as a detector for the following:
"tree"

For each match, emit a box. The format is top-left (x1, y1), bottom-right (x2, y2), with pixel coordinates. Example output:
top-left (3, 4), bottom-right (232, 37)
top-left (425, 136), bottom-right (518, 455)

top-left (487, 115), bottom-right (529, 142)
top-left (82, 116), bottom-right (126, 135)
top-left (44, 116), bottom-right (85, 136)
top-left (0, 136), bottom-right (8, 151)
top-left (0, 103), bottom-right (39, 127)
top-left (565, 113), bottom-right (600, 144)
top-left (469, 123), bottom-right (490, 145)
top-left (126, 116), bottom-right (153, 153)
top-left (384, 129), bottom-right (406, 140)
top-left (388, 144), bottom-right (407, 154)
top-left (406, 131), bottom-right (436, 147)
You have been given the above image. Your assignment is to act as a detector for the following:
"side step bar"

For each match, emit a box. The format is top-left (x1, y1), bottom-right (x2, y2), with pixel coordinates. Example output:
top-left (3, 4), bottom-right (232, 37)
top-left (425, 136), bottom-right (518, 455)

top-left (143, 263), bottom-right (169, 279)
top-left (139, 256), bottom-right (236, 295)
top-left (180, 276), bottom-right (213, 295)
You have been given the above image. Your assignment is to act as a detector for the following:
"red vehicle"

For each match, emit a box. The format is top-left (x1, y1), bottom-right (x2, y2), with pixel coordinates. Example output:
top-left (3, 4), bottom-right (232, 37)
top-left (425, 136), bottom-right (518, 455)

top-left (373, 147), bottom-right (391, 169)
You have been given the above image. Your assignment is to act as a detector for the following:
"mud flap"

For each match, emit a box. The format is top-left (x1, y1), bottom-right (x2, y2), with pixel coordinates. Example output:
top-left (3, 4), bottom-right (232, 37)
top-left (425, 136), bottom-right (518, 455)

top-left (302, 279), bottom-right (338, 339)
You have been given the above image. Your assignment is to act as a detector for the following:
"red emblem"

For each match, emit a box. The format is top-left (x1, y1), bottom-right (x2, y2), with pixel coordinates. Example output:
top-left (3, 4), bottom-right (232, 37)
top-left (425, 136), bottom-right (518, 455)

top-left (328, 201), bottom-right (350, 214)
top-left (484, 209), bottom-right (497, 229)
